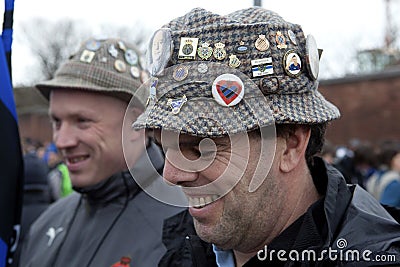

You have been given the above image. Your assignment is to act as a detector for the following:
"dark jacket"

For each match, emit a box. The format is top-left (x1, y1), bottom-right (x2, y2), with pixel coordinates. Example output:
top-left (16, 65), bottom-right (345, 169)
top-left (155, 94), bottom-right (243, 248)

top-left (159, 157), bottom-right (400, 266)
top-left (20, 143), bottom-right (185, 267)
top-left (11, 153), bottom-right (52, 267)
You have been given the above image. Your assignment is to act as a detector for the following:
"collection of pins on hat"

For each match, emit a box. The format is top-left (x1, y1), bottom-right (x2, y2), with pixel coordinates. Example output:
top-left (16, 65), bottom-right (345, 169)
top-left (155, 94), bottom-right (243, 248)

top-left (149, 28), bottom-right (320, 114)
top-left (79, 39), bottom-right (143, 81)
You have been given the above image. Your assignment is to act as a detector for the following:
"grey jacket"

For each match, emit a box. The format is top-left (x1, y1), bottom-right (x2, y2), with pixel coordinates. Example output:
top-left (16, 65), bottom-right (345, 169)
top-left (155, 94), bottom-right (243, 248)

top-left (20, 143), bottom-right (184, 267)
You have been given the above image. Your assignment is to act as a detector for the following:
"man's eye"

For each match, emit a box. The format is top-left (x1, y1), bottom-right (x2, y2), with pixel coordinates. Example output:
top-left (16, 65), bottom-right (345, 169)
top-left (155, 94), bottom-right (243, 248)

top-left (77, 118), bottom-right (90, 123)
top-left (77, 118), bottom-right (91, 128)
top-left (50, 117), bottom-right (61, 129)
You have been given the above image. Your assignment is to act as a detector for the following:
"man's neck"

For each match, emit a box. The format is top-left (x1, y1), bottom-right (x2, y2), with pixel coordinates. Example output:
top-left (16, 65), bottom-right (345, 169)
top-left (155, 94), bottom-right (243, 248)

top-left (233, 168), bottom-right (321, 266)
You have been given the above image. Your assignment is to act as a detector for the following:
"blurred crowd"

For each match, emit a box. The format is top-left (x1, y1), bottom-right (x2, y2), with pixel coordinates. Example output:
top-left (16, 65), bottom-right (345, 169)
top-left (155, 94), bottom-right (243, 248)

top-left (321, 138), bottom-right (400, 208)
top-left (14, 137), bottom-right (73, 265)
top-left (21, 137), bottom-right (72, 202)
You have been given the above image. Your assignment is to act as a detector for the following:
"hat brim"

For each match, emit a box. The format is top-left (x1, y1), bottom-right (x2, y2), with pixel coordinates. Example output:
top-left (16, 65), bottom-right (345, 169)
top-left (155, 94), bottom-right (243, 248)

top-left (36, 76), bottom-right (134, 103)
top-left (133, 62), bottom-right (340, 137)
top-left (134, 90), bottom-right (339, 137)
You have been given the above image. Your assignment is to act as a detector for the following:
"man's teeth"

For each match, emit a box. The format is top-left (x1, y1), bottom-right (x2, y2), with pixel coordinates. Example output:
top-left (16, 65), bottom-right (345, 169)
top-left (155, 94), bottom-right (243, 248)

top-left (69, 156), bottom-right (87, 163)
top-left (189, 195), bottom-right (219, 208)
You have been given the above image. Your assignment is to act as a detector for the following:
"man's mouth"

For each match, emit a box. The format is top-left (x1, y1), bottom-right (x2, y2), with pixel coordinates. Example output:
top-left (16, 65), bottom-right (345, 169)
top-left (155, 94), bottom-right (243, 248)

top-left (188, 195), bottom-right (220, 209)
top-left (67, 155), bottom-right (89, 164)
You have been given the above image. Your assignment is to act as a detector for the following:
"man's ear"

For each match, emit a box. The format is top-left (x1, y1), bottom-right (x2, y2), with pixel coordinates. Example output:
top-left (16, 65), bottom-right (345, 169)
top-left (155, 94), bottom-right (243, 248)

top-left (279, 126), bottom-right (311, 173)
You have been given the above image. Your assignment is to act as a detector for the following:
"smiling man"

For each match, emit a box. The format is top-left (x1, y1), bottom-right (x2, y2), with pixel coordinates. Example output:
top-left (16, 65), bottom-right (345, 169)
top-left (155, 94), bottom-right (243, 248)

top-left (133, 7), bottom-right (400, 266)
top-left (19, 38), bottom-right (184, 267)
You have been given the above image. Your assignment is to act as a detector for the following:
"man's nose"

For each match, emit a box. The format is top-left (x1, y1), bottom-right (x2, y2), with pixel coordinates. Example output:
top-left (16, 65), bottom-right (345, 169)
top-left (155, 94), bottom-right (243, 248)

top-left (54, 123), bottom-right (78, 150)
top-left (163, 151), bottom-right (199, 186)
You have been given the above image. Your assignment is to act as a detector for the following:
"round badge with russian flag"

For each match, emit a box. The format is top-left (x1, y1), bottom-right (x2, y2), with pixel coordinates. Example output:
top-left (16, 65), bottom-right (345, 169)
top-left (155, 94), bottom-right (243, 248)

top-left (212, 74), bottom-right (245, 107)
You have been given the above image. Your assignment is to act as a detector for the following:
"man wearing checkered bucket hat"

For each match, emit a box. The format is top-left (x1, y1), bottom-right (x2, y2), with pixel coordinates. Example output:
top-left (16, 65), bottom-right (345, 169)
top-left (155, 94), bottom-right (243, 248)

top-left (19, 38), bottom-right (185, 267)
top-left (132, 7), bottom-right (400, 266)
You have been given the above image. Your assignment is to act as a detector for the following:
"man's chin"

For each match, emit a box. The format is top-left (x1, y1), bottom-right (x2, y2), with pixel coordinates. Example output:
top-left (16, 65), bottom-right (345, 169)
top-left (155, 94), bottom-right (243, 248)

top-left (194, 220), bottom-right (231, 248)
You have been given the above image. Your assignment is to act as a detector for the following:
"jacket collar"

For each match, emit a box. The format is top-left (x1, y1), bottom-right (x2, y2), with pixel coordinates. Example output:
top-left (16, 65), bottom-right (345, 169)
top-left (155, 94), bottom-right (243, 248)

top-left (310, 157), bottom-right (353, 244)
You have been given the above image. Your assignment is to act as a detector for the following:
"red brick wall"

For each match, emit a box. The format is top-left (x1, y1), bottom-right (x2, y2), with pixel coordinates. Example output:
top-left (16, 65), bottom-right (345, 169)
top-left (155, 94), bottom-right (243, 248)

top-left (319, 75), bottom-right (400, 146)
top-left (18, 114), bottom-right (52, 145)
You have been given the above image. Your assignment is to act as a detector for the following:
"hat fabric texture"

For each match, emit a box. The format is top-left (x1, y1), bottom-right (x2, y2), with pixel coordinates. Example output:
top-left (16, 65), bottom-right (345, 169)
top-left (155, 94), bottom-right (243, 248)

top-left (36, 38), bottom-right (148, 106)
top-left (134, 7), bottom-right (340, 137)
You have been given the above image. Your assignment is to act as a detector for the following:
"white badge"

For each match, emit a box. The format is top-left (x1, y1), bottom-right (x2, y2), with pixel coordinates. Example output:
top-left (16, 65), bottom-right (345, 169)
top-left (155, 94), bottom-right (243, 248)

top-left (212, 74), bottom-right (244, 107)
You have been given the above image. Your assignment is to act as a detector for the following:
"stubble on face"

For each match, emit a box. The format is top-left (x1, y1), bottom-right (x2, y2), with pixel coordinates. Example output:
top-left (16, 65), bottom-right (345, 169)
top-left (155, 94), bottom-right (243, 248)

top-left (193, 133), bottom-right (286, 253)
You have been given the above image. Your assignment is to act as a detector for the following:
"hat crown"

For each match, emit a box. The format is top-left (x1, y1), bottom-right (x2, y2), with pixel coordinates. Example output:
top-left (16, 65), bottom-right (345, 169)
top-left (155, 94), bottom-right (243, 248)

top-left (134, 7), bottom-right (340, 137)
top-left (36, 38), bottom-right (149, 105)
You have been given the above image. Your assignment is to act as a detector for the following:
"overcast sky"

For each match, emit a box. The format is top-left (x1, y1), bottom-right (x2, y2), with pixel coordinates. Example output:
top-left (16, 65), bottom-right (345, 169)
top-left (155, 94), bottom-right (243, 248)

top-left (2, 0), bottom-right (397, 84)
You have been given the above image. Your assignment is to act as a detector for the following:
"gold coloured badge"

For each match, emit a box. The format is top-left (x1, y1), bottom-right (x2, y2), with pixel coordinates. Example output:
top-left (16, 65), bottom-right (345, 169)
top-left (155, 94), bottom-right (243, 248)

top-left (228, 55), bottom-right (241, 68)
top-left (197, 42), bottom-right (213, 60)
top-left (114, 59), bottom-right (127, 73)
top-left (213, 42), bottom-right (227, 61)
top-left (130, 66), bottom-right (140, 78)
top-left (118, 40), bottom-right (127, 51)
top-left (255, 35), bottom-right (269, 51)
top-left (276, 31), bottom-right (287, 49)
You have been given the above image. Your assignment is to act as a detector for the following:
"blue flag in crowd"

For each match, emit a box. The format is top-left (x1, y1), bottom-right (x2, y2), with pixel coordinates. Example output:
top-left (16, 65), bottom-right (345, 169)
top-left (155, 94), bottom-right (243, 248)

top-left (1, 0), bottom-right (24, 266)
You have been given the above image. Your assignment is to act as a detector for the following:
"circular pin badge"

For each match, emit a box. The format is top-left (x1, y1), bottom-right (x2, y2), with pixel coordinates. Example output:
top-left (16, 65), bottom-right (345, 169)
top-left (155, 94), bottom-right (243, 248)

top-left (288, 30), bottom-right (297, 45)
top-left (255, 35), bottom-right (269, 51)
top-left (212, 74), bottom-right (244, 107)
top-left (173, 65), bottom-right (189, 81)
top-left (130, 66), bottom-right (140, 78)
top-left (114, 59), bottom-right (127, 73)
top-left (305, 34), bottom-right (319, 80)
top-left (197, 63), bottom-right (208, 73)
top-left (125, 49), bottom-right (138, 65)
top-left (85, 40), bottom-right (101, 51)
top-left (283, 50), bottom-right (302, 78)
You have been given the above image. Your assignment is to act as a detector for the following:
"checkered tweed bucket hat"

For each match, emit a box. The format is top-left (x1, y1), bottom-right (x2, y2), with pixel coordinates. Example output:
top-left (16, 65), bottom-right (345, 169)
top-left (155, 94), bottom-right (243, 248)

top-left (133, 7), bottom-right (340, 137)
top-left (36, 38), bottom-right (149, 106)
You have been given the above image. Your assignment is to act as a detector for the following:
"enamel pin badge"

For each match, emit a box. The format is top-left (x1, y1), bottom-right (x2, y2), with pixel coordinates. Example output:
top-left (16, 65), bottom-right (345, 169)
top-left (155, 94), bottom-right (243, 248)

top-left (212, 74), bottom-right (244, 107)
top-left (167, 95), bottom-right (187, 114)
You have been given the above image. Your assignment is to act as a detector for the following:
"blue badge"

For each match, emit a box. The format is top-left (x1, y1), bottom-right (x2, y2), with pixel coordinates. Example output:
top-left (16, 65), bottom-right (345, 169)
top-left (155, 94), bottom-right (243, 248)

top-left (85, 40), bottom-right (101, 51)
top-left (167, 95), bottom-right (187, 114)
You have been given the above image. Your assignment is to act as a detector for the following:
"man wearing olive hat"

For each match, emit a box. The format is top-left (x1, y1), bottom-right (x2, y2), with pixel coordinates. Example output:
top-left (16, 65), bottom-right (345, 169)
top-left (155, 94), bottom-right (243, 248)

top-left (134, 7), bottom-right (400, 266)
top-left (19, 38), bottom-right (185, 267)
